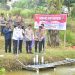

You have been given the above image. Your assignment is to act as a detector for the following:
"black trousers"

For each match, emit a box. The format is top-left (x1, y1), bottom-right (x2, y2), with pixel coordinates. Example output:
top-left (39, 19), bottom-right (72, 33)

top-left (13, 40), bottom-right (23, 54)
top-left (35, 41), bottom-right (39, 52)
top-left (35, 39), bottom-right (45, 53)
top-left (26, 41), bottom-right (32, 53)
top-left (5, 39), bottom-right (11, 53)
top-left (42, 38), bottom-right (45, 50)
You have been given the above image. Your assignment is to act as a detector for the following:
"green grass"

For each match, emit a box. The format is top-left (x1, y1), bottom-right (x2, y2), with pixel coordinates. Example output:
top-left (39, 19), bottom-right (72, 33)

top-left (0, 36), bottom-right (75, 59)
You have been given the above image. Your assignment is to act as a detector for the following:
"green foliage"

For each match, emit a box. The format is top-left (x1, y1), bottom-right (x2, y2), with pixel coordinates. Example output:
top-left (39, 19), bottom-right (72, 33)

top-left (12, 0), bottom-right (36, 9)
top-left (0, 0), bottom-right (7, 4)
top-left (10, 8), bottom-right (22, 15)
top-left (35, 6), bottom-right (47, 14)
top-left (20, 9), bottom-right (35, 18)
top-left (0, 10), bottom-right (8, 17)
top-left (0, 67), bottom-right (5, 75)
top-left (60, 30), bottom-right (75, 46)
top-left (67, 0), bottom-right (75, 3)
top-left (70, 0), bottom-right (75, 3)
top-left (48, 10), bottom-right (61, 14)
top-left (9, 6), bottom-right (47, 18)
top-left (12, 0), bottom-right (48, 9)
top-left (12, 0), bottom-right (28, 8)
top-left (64, 0), bottom-right (75, 7)
top-left (71, 7), bottom-right (75, 17)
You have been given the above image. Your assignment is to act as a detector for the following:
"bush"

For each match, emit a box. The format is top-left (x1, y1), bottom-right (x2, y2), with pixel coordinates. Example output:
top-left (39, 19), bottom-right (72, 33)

top-left (20, 9), bottom-right (35, 18)
top-left (0, 10), bottom-right (7, 16)
top-left (10, 8), bottom-right (22, 15)
top-left (60, 30), bottom-right (75, 46)
top-left (48, 10), bottom-right (61, 14)
top-left (71, 7), bottom-right (75, 17)
top-left (34, 6), bottom-right (47, 14)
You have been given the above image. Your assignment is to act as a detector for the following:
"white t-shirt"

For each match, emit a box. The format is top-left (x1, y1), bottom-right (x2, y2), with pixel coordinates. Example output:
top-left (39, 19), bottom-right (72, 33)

top-left (12, 27), bottom-right (24, 40)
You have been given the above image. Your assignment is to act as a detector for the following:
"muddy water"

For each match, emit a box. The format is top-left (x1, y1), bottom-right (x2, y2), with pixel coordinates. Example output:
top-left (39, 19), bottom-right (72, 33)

top-left (5, 66), bottom-right (75, 75)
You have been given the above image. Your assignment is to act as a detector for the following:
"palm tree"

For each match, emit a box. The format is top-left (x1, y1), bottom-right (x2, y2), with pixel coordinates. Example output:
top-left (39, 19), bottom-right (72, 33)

top-left (47, 0), bottom-right (64, 47)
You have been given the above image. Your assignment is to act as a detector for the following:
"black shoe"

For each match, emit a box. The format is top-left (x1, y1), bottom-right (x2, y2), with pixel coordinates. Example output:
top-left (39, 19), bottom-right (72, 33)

top-left (9, 51), bottom-right (11, 53)
top-left (29, 52), bottom-right (33, 54)
top-left (26, 52), bottom-right (29, 54)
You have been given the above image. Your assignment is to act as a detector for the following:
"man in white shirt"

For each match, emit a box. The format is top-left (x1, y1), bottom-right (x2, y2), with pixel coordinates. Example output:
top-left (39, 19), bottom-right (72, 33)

top-left (12, 23), bottom-right (24, 54)
top-left (25, 25), bottom-right (34, 53)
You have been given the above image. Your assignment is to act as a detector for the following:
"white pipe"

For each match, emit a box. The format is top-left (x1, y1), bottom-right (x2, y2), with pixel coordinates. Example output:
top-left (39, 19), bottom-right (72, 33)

top-left (33, 57), bottom-right (36, 65)
top-left (36, 69), bottom-right (39, 74)
top-left (36, 54), bottom-right (38, 64)
top-left (0, 55), bottom-right (4, 57)
top-left (41, 56), bottom-right (44, 64)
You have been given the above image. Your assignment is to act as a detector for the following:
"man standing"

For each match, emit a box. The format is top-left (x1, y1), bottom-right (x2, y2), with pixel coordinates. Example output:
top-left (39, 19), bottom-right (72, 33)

top-left (12, 23), bottom-right (24, 54)
top-left (0, 13), bottom-right (6, 36)
top-left (41, 24), bottom-right (46, 51)
top-left (3, 23), bottom-right (12, 53)
top-left (13, 14), bottom-right (19, 28)
top-left (35, 26), bottom-right (45, 53)
top-left (25, 25), bottom-right (34, 53)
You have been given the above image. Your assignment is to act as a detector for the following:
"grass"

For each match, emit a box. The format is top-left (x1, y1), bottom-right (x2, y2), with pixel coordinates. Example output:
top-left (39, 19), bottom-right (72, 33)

top-left (0, 36), bottom-right (75, 70)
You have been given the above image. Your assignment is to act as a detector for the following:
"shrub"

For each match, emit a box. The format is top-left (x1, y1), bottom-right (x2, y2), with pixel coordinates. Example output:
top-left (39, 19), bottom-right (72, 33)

top-left (0, 10), bottom-right (7, 15)
top-left (71, 7), bottom-right (75, 17)
top-left (48, 10), bottom-right (61, 14)
top-left (10, 8), bottom-right (22, 15)
top-left (20, 9), bottom-right (35, 18)
top-left (34, 6), bottom-right (47, 14)
top-left (60, 30), bottom-right (75, 46)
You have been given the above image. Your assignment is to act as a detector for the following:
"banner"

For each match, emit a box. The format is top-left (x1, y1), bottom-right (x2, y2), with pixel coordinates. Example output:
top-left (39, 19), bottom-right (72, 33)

top-left (34, 14), bottom-right (67, 30)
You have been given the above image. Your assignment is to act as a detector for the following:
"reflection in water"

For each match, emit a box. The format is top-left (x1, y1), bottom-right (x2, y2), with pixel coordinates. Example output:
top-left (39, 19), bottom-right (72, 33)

top-left (5, 66), bottom-right (75, 75)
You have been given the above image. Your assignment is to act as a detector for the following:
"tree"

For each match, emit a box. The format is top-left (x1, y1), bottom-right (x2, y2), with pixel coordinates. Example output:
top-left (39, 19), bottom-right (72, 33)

top-left (0, 0), bottom-right (10, 10)
top-left (46, 0), bottom-right (64, 47)
top-left (63, 0), bottom-right (75, 15)
top-left (12, 0), bottom-right (47, 9)
top-left (0, 0), bottom-right (7, 4)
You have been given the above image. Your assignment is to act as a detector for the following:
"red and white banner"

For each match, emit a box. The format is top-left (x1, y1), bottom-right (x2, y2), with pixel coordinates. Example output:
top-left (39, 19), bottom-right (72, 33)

top-left (34, 14), bottom-right (67, 30)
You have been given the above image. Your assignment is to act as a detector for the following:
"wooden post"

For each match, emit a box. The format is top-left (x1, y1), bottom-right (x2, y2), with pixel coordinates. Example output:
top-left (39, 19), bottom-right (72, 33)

top-left (64, 30), bottom-right (66, 47)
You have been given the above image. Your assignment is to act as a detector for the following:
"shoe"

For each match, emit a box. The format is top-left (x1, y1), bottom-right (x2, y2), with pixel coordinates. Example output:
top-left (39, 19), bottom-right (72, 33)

top-left (29, 52), bottom-right (33, 54)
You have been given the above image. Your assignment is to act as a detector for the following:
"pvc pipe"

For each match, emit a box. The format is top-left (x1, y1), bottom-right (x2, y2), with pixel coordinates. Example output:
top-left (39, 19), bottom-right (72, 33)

top-left (41, 56), bottom-right (44, 64)
top-left (36, 54), bottom-right (38, 65)
top-left (33, 57), bottom-right (36, 65)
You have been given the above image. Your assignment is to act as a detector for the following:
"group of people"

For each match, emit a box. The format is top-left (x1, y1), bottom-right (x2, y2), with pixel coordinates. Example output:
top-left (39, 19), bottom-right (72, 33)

top-left (0, 13), bottom-right (46, 54)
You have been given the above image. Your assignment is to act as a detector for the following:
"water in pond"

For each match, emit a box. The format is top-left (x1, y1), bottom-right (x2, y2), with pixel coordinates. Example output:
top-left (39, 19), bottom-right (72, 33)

top-left (5, 66), bottom-right (75, 75)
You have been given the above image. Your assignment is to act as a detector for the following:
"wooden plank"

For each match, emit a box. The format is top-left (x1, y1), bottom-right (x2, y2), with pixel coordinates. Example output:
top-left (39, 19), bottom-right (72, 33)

top-left (24, 64), bottom-right (55, 71)
top-left (18, 59), bottom-right (75, 71)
